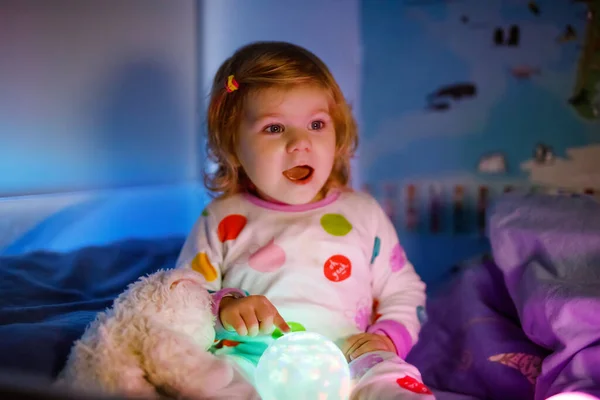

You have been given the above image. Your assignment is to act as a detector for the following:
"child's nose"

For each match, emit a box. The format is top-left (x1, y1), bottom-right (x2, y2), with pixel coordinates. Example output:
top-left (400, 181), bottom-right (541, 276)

top-left (286, 131), bottom-right (312, 153)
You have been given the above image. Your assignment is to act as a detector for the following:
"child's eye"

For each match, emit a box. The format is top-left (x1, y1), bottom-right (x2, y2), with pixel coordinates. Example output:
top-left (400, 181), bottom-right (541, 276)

top-left (310, 120), bottom-right (325, 131)
top-left (264, 124), bottom-right (284, 134)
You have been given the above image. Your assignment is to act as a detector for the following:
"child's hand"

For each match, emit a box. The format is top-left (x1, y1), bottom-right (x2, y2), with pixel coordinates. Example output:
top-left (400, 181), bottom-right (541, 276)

top-left (219, 295), bottom-right (291, 337)
top-left (342, 333), bottom-right (396, 361)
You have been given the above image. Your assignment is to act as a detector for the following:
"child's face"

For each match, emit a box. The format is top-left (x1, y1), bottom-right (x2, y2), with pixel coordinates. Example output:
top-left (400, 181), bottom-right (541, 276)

top-left (236, 85), bottom-right (336, 205)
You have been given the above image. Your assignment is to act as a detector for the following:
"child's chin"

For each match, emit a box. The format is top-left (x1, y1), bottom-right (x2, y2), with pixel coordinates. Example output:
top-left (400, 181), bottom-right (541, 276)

top-left (275, 188), bottom-right (322, 205)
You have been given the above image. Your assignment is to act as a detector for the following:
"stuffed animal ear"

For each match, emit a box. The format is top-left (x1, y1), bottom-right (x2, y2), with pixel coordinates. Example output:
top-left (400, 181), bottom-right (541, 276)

top-left (169, 278), bottom-right (200, 290)
top-left (167, 268), bottom-right (206, 290)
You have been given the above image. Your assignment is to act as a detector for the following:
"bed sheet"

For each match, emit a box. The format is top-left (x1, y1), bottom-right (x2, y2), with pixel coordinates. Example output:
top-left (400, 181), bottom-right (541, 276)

top-left (407, 193), bottom-right (600, 400)
top-left (0, 236), bottom-right (185, 378)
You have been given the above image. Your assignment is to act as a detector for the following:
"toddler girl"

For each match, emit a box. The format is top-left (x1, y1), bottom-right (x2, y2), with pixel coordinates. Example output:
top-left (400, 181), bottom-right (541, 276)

top-left (176, 41), bottom-right (434, 400)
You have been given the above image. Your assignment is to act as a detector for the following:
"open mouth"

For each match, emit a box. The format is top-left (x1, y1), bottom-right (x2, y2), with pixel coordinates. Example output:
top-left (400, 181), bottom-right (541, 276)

top-left (282, 165), bottom-right (314, 185)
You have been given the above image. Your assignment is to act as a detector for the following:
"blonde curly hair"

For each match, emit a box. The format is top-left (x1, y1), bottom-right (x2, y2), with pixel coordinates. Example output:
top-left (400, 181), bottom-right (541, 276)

top-left (204, 41), bottom-right (358, 198)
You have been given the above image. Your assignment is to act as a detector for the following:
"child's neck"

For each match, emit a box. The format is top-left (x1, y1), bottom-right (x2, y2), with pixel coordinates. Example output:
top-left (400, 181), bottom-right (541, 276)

top-left (247, 188), bottom-right (327, 205)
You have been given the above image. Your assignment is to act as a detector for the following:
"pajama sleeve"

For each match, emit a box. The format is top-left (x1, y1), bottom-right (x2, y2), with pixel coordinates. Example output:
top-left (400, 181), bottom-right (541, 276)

top-left (366, 200), bottom-right (427, 359)
top-left (175, 207), bottom-right (246, 334)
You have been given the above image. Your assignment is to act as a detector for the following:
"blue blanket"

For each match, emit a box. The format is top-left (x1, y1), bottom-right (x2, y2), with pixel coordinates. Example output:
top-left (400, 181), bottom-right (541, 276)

top-left (0, 236), bottom-right (185, 378)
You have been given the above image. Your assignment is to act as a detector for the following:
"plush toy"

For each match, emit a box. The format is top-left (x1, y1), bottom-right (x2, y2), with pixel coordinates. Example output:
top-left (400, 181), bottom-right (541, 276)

top-left (56, 268), bottom-right (241, 399)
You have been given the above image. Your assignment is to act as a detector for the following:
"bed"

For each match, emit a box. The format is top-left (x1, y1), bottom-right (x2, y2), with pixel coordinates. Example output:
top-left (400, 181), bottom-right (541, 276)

top-left (407, 191), bottom-right (600, 400)
top-left (0, 185), bottom-right (598, 399)
top-left (0, 184), bottom-right (208, 389)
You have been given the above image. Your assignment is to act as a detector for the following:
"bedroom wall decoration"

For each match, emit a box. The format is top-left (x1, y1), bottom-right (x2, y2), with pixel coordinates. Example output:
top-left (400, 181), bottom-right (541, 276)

top-left (359, 0), bottom-right (600, 285)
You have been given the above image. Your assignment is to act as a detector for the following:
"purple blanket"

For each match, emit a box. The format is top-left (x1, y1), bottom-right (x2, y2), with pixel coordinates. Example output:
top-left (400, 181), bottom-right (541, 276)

top-left (407, 193), bottom-right (600, 400)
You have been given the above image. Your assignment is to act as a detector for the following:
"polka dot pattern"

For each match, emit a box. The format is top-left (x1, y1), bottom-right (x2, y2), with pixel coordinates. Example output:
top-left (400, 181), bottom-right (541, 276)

top-left (190, 252), bottom-right (218, 282)
top-left (324, 254), bottom-right (352, 282)
top-left (271, 321), bottom-right (306, 339)
top-left (248, 238), bottom-right (286, 272)
top-left (354, 303), bottom-right (371, 331)
top-left (217, 214), bottom-right (247, 242)
top-left (371, 236), bottom-right (381, 264)
top-left (390, 243), bottom-right (407, 272)
top-left (320, 213), bottom-right (353, 236)
top-left (396, 376), bottom-right (432, 394)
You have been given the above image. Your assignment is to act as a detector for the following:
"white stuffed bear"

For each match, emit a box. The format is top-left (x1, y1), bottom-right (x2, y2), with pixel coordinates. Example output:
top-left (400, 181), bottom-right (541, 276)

top-left (56, 268), bottom-right (243, 399)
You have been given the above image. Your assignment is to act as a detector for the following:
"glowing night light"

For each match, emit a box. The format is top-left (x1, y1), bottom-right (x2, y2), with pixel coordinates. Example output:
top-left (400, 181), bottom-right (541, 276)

top-left (255, 331), bottom-right (352, 400)
top-left (546, 393), bottom-right (600, 400)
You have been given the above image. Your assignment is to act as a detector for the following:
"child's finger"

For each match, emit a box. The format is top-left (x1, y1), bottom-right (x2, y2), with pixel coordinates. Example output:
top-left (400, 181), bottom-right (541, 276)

top-left (341, 334), bottom-right (359, 356)
top-left (223, 313), bottom-right (247, 336)
top-left (240, 309), bottom-right (260, 337)
top-left (344, 335), bottom-right (370, 361)
top-left (349, 343), bottom-right (372, 361)
top-left (273, 312), bottom-right (290, 333)
top-left (258, 315), bottom-right (275, 334)
top-left (255, 299), bottom-right (289, 334)
top-left (255, 303), bottom-right (276, 332)
top-left (350, 340), bottom-right (386, 361)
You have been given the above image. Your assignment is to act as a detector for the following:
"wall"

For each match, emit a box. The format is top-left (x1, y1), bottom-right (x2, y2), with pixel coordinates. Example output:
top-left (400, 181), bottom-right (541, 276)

top-left (0, 0), bottom-right (198, 196)
top-left (199, 0), bottom-right (362, 185)
top-left (3, 0), bottom-right (596, 285)
top-left (360, 0), bottom-right (600, 287)
top-left (0, 0), bottom-right (362, 254)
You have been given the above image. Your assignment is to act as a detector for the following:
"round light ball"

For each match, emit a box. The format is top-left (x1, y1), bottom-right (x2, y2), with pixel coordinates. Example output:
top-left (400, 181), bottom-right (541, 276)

top-left (546, 394), bottom-right (600, 400)
top-left (255, 331), bottom-right (351, 400)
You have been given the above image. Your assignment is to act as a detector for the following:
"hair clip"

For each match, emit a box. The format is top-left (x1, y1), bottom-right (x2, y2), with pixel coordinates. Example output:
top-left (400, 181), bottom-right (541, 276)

top-left (226, 75), bottom-right (239, 93)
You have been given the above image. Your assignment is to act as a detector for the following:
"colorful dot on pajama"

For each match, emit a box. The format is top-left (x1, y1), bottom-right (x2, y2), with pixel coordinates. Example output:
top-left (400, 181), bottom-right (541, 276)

top-left (201, 209), bottom-right (209, 216)
top-left (323, 254), bottom-right (352, 282)
top-left (248, 238), bottom-right (286, 272)
top-left (354, 303), bottom-right (371, 331)
top-left (271, 321), bottom-right (306, 339)
top-left (217, 214), bottom-right (247, 242)
top-left (320, 213), bottom-right (353, 236)
top-left (370, 236), bottom-right (381, 264)
top-left (191, 252), bottom-right (218, 282)
top-left (390, 243), bottom-right (407, 272)
top-left (396, 376), bottom-right (432, 394)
